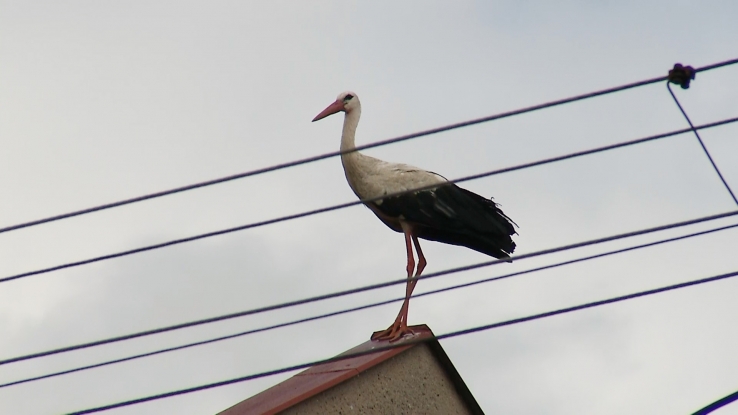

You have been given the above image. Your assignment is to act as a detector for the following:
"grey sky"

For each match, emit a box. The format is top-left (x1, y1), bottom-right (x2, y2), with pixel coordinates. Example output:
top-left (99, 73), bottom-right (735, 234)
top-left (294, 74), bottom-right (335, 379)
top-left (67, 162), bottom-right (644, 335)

top-left (1, 1), bottom-right (738, 414)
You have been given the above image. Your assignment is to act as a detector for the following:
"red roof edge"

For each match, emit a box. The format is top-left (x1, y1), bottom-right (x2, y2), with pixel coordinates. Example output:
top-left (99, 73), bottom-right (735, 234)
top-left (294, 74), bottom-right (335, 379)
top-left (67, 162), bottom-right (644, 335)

top-left (217, 325), bottom-right (483, 415)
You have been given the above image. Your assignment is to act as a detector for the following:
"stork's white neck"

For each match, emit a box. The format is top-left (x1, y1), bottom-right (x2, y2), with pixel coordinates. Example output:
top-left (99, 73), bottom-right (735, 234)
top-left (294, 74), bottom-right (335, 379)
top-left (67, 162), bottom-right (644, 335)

top-left (339, 105), bottom-right (369, 198)
top-left (340, 106), bottom-right (361, 153)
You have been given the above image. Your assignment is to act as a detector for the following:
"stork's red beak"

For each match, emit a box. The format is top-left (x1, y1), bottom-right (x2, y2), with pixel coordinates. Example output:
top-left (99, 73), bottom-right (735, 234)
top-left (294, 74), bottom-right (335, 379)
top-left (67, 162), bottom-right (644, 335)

top-left (312, 100), bottom-right (345, 122)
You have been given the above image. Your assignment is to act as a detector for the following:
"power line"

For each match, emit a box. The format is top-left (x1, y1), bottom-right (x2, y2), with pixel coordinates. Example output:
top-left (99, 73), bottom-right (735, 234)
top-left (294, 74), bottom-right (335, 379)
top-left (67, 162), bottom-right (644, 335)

top-left (2, 58), bottom-right (736, 237)
top-left (3, 115), bottom-right (737, 286)
top-left (692, 389), bottom-right (738, 415)
top-left (66, 267), bottom-right (738, 415)
top-left (5, 221), bottom-right (736, 390)
top-left (3, 209), bottom-right (736, 368)
top-left (666, 83), bottom-right (738, 205)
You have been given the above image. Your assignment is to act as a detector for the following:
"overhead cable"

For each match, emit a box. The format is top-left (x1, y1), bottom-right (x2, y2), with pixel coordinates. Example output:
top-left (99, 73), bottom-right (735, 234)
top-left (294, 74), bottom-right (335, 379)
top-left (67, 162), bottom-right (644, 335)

top-left (666, 82), bottom-right (738, 205)
top-left (3, 115), bottom-right (738, 286)
top-left (692, 389), bottom-right (738, 415)
top-left (3, 209), bottom-right (736, 367)
top-left (2, 57), bottom-right (737, 237)
top-left (4, 221), bottom-right (736, 389)
top-left (66, 268), bottom-right (738, 414)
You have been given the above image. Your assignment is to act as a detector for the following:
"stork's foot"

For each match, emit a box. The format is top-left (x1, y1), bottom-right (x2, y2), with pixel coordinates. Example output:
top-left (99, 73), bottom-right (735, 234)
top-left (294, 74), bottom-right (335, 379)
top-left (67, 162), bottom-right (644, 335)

top-left (371, 320), bottom-right (416, 342)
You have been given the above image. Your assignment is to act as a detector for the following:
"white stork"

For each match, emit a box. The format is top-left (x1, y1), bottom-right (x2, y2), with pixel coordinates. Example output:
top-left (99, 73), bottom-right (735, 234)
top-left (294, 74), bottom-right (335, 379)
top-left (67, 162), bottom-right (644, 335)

top-left (313, 92), bottom-right (517, 341)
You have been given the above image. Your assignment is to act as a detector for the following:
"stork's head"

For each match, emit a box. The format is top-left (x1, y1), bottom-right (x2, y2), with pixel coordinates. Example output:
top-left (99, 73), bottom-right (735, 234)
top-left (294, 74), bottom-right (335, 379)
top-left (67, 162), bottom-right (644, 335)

top-left (312, 91), bottom-right (359, 122)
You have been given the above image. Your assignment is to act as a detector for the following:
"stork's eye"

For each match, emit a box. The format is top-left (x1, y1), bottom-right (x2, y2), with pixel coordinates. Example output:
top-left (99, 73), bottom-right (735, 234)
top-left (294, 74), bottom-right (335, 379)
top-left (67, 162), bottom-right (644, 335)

top-left (344, 94), bottom-right (354, 101)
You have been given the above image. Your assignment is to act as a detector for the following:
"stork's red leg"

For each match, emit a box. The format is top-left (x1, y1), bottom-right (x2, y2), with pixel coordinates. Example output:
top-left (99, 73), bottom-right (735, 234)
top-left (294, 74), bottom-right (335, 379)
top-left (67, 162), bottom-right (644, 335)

top-left (395, 231), bottom-right (417, 325)
top-left (371, 226), bottom-right (418, 342)
top-left (397, 236), bottom-right (426, 325)
top-left (412, 235), bottom-right (427, 278)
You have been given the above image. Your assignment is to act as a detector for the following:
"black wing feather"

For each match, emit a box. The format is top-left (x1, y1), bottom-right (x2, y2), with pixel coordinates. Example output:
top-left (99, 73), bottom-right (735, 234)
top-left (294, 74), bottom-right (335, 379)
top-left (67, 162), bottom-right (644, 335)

top-left (373, 183), bottom-right (517, 259)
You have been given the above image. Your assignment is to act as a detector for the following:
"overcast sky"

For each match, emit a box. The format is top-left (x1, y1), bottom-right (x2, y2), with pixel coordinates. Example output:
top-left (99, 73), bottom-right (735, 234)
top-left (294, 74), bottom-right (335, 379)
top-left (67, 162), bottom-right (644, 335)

top-left (1, 1), bottom-right (738, 414)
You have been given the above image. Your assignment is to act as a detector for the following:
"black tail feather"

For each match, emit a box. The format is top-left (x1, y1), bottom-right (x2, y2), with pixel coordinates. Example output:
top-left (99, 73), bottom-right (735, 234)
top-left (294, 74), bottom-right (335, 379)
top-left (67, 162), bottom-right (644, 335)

top-left (377, 184), bottom-right (517, 260)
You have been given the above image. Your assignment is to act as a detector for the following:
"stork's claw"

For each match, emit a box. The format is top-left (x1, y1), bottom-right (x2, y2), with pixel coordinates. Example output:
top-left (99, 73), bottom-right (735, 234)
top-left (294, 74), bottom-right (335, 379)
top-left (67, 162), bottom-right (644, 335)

top-left (371, 320), bottom-right (416, 342)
